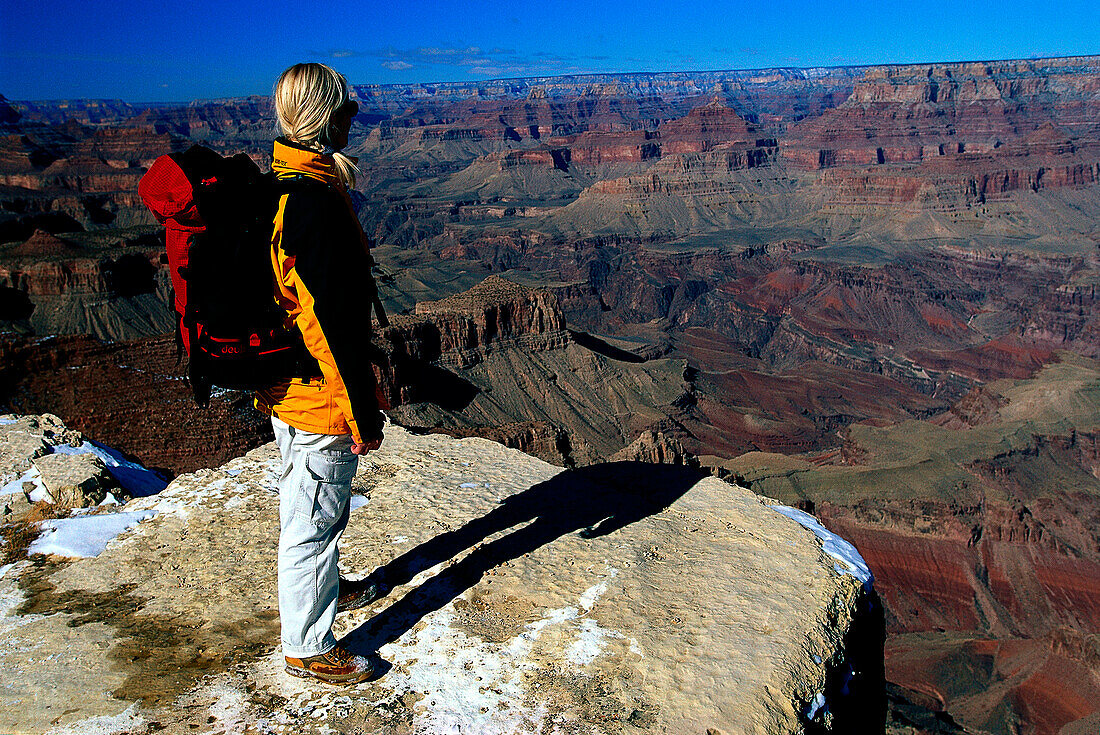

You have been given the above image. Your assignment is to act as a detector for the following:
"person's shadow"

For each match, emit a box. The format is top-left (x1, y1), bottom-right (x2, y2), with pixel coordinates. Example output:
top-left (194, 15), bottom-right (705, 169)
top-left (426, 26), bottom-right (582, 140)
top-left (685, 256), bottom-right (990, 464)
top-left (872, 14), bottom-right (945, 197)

top-left (344, 461), bottom-right (705, 652)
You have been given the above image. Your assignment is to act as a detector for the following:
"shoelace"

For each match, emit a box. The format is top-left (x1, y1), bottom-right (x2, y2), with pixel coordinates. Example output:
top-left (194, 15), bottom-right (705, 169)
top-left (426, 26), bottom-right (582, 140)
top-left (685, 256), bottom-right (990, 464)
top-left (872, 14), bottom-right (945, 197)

top-left (328, 647), bottom-right (353, 665)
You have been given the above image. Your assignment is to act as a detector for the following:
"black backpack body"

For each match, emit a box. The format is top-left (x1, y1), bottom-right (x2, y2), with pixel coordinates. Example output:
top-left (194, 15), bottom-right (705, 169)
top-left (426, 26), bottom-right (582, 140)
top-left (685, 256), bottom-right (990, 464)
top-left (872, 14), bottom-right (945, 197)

top-left (140, 145), bottom-right (317, 406)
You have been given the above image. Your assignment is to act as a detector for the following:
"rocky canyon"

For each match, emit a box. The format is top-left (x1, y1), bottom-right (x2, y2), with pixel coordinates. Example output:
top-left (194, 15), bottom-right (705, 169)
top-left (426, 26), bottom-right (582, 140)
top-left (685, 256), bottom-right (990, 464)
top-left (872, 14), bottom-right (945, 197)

top-left (3, 55), bottom-right (1100, 733)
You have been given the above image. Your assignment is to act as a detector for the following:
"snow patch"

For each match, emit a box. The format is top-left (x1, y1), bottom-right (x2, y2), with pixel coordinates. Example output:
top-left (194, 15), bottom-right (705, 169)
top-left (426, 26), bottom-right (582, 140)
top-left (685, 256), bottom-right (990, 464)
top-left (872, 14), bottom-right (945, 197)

top-left (564, 571), bottom-right (625, 666)
top-left (805, 691), bottom-right (827, 720)
top-left (52, 441), bottom-right (167, 497)
top-left (769, 505), bottom-right (873, 588)
top-left (349, 494), bottom-right (369, 511)
top-left (186, 677), bottom-right (254, 734)
top-left (29, 510), bottom-right (158, 558)
top-left (45, 704), bottom-right (143, 735)
top-left (1, 466), bottom-right (46, 502)
top-left (377, 567), bottom-right (623, 732)
top-left (565, 617), bottom-right (625, 666)
top-left (379, 607), bottom-right (537, 733)
top-left (224, 495), bottom-right (249, 510)
top-left (274, 686), bottom-right (355, 728)
top-left (578, 568), bottom-right (617, 611)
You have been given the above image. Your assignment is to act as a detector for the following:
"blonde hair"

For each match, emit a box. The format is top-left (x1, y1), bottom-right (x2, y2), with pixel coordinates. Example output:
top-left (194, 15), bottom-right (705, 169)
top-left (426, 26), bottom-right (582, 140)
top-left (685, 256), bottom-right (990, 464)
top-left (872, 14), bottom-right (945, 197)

top-left (274, 62), bottom-right (358, 188)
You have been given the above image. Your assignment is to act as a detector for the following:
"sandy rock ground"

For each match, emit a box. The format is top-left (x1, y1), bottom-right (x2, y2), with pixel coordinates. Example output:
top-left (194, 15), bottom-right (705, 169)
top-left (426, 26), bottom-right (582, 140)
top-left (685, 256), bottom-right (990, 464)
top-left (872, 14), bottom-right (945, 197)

top-left (0, 422), bottom-right (871, 734)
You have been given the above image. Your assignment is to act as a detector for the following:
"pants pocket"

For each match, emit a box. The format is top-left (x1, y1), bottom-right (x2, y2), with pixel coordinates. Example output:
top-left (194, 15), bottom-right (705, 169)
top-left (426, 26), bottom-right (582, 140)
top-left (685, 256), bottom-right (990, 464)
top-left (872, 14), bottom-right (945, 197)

top-left (297, 451), bottom-right (357, 528)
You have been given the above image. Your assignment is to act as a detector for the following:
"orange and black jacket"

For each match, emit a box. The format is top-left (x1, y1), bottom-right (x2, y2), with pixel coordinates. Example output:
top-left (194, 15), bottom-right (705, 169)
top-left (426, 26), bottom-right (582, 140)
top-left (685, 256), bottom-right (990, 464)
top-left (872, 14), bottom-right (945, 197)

top-left (254, 138), bottom-right (383, 444)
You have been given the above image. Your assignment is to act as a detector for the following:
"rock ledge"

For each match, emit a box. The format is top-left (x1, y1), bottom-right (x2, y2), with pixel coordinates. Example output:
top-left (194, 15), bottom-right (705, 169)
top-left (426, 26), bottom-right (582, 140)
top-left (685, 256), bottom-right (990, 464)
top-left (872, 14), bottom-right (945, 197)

top-left (0, 422), bottom-right (877, 734)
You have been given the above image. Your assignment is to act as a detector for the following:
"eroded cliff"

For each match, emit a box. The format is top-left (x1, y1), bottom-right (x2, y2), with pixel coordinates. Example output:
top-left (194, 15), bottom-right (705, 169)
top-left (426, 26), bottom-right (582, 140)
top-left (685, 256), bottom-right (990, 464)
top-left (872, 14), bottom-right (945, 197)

top-left (717, 355), bottom-right (1100, 734)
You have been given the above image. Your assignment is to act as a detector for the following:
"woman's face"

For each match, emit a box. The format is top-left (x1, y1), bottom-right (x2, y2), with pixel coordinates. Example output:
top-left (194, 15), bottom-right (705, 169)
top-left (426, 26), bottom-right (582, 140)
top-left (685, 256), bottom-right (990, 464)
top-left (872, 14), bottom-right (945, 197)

top-left (328, 99), bottom-right (358, 151)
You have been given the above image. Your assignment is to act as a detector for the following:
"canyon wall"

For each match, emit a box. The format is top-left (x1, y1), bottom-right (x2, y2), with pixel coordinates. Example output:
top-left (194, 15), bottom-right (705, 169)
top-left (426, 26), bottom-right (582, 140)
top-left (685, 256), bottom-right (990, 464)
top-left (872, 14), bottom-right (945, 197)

top-left (721, 356), bottom-right (1100, 734)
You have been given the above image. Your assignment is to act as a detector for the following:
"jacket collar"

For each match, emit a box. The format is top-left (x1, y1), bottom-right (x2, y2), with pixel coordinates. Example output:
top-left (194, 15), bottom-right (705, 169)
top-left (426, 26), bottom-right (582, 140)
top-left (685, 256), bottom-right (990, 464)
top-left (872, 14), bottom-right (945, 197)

top-left (272, 137), bottom-right (340, 186)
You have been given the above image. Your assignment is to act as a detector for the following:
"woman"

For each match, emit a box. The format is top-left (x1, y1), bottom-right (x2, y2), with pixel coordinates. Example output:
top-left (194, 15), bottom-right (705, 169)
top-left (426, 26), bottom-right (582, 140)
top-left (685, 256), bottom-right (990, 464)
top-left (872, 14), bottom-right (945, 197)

top-left (255, 62), bottom-right (384, 685)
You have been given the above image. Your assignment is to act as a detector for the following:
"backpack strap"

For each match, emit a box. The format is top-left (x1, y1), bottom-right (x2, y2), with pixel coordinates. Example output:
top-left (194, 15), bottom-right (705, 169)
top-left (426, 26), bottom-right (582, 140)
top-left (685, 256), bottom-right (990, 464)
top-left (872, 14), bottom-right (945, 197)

top-left (186, 324), bottom-right (212, 409)
top-left (368, 254), bottom-right (390, 328)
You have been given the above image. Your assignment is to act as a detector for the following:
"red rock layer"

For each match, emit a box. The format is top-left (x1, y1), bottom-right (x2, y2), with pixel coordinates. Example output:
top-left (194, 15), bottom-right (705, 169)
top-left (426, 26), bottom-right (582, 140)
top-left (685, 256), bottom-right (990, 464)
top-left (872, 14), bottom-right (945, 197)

top-left (0, 334), bottom-right (272, 477)
top-left (375, 275), bottom-right (570, 407)
top-left (403, 93), bottom-right (678, 144)
top-left (9, 229), bottom-right (82, 258)
top-left (657, 101), bottom-right (761, 154)
top-left (779, 58), bottom-right (1100, 220)
top-left (349, 67), bottom-right (861, 129)
top-left (815, 153), bottom-right (1100, 210)
top-left (822, 501), bottom-right (1100, 734)
top-left (679, 359), bottom-right (946, 458)
top-left (547, 130), bottom-right (660, 165)
top-left (931, 385), bottom-right (1009, 429)
top-left (783, 57), bottom-right (1100, 171)
top-left (886, 631), bottom-right (1100, 735)
top-left (409, 274), bottom-right (566, 354)
top-left (910, 338), bottom-right (1057, 381)
top-left (587, 146), bottom-right (777, 197)
top-left (0, 246), bottom-right (162, 297)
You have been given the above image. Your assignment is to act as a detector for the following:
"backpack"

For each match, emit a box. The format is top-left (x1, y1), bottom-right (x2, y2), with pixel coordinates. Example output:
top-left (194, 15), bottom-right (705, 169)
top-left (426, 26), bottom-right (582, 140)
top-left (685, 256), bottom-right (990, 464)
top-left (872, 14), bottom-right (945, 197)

top-left (139, 144), bottom-right (317, 407)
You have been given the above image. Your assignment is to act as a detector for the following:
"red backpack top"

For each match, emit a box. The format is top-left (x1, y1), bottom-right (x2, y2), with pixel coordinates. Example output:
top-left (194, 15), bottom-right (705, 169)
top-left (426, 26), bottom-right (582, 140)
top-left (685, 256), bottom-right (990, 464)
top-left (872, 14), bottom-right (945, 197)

top-left (139, 145), bottom-right (316, 406)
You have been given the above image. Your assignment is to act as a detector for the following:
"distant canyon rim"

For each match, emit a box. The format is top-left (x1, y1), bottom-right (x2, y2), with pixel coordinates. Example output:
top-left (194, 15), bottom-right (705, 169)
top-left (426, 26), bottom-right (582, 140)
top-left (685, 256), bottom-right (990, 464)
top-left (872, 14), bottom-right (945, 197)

top-left (2, 55), bottom-right (1100, 734)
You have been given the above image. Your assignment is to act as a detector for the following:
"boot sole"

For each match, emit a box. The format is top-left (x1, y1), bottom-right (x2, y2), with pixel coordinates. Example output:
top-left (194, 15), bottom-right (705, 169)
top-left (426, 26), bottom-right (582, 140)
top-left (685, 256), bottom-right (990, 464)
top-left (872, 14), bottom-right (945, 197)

top-left (284, 664), bottom-right (374, 685)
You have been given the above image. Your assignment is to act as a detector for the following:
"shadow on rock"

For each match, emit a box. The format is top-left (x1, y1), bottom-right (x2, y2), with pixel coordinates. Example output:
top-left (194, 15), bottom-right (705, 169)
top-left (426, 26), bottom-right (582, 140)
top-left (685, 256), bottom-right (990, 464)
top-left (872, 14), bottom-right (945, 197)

top-left (0, 286), bottom-right (34, 321)
top-left (806, 590), bottom-right (887, 734)
top-left (345, 461), bottom-right (705, 651)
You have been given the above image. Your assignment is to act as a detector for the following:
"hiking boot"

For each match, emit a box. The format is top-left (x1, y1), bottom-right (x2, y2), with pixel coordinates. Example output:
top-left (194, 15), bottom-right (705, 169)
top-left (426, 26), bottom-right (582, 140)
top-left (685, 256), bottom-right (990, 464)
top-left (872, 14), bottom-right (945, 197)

top-left (337, 575), bottom-right (387, 613)
top-left (284, 646), bottom-right (375, 684)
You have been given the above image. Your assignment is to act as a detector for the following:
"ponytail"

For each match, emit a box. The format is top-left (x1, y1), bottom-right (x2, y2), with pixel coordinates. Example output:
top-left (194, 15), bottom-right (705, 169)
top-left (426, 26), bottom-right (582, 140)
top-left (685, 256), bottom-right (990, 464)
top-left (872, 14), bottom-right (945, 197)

top-left (274, 63), bottom-right (359, 188)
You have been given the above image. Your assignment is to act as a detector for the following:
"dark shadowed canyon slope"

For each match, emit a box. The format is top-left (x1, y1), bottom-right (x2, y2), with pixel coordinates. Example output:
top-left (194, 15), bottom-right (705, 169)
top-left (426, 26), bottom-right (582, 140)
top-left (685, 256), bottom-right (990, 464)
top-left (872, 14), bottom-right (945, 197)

top-left (3, 56), bottom-right (1100, 733)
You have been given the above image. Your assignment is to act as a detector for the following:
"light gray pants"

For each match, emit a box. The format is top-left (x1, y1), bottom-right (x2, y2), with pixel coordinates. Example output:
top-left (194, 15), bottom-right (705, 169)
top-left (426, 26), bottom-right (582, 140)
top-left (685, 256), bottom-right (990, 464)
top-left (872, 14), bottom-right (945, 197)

top-left (272, 416), bottom-right (358, 658)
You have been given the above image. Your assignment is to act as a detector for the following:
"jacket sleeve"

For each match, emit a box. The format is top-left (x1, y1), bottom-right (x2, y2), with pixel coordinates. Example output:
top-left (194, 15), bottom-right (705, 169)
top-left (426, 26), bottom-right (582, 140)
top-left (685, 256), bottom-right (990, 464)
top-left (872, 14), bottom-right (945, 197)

top-left (280, 189), bottom-right (383, 443)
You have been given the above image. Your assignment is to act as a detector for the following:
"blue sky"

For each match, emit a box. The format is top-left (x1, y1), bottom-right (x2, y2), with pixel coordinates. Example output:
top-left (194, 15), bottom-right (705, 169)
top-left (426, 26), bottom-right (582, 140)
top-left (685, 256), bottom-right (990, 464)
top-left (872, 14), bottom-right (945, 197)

top-left (1, 0), bottom-right (1097, 101)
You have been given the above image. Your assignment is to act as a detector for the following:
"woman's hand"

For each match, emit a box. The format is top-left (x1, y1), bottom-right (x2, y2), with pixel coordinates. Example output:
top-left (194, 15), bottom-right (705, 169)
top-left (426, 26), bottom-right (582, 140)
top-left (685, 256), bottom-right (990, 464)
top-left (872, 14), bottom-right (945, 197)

top-left (351, 438), bottom-right (383, 455)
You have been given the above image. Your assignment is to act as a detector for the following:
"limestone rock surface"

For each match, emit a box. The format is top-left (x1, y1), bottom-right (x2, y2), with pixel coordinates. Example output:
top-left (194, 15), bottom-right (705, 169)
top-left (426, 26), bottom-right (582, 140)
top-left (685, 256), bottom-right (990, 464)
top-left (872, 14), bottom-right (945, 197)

top-left (32, 451), bottom-right (123, 508)
top-left (0, 413), bottom-right (82, 479)
top-left (0, 424), bottom-right (874, 734)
